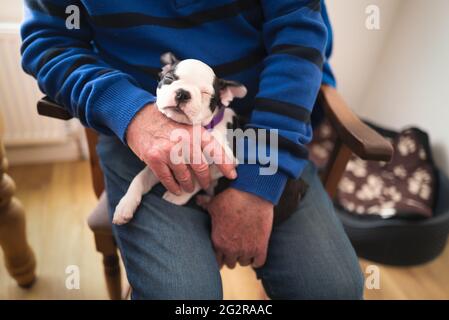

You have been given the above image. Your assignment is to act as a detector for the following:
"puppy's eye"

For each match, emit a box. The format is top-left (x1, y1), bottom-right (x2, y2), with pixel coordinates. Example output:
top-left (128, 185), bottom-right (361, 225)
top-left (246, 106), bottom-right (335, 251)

top-left (162, 76), bottom-right (175, 85)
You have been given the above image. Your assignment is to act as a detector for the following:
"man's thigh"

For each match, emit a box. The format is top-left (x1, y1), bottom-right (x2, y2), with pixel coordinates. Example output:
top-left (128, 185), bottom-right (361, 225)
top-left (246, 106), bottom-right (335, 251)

top-left (96, 135), bottom-right (222, 299)
top-left (256, 162), bottom-right (364, 299)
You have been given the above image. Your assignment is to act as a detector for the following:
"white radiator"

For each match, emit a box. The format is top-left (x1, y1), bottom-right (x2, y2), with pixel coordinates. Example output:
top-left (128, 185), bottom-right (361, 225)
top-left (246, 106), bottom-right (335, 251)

top-left (0, 23), bottom-right (76, 146)
top-left (0, 23), bottom-right (85, 164)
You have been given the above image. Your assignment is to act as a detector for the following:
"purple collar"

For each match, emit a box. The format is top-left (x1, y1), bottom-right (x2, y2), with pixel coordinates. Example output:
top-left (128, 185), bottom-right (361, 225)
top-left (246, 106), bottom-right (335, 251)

top-left (204, 107), bottom-right (225, 130)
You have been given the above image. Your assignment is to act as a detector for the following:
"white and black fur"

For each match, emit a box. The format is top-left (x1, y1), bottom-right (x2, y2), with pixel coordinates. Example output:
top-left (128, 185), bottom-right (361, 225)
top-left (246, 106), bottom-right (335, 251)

top-left (113, 53), bottom-right (246, 225)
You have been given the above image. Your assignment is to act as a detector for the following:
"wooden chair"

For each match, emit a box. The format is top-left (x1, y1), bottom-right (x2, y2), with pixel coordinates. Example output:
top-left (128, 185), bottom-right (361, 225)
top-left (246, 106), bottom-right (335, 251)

top-left (36, 84), bottom-right (393, 299)
top-left (0, 111), bottom-right (37, 288)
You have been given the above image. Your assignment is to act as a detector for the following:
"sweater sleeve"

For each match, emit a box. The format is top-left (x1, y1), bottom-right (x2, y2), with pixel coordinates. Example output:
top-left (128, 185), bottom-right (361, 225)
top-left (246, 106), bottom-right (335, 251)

top-left (21, 0), bottom-right (156, 142)
top-left (231, 0), bottom-right (328, 204)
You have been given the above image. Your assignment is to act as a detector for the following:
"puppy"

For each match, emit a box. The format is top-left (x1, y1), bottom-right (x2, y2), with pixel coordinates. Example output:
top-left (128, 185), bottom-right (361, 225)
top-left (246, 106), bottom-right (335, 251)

top-left (113, 53), bottom-right (308, 226)
top-left (113, 53), bottom-right (246, 225)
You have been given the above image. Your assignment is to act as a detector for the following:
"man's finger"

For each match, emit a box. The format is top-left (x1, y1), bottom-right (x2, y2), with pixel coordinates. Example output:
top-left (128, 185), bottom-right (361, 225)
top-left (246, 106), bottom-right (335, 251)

top-left (168, 162), bottom-right (194, 192)
top-left (223, 253), bottom-right (238, 269)
top-left (147, 158), bottom-right (181, 195)
top-left (201, 131), bottom-right (237, 180)
top-left (238, 255), bottom-right (253, 267)
top-left (252, 249), bottom-right (268, 269)
top-left (189, 150), bottom-right (211, 189)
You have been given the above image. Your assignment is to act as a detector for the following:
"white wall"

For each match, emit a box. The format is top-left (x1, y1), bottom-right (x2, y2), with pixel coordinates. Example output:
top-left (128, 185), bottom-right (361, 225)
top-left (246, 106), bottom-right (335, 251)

top-left (0, 0), bottom-right (23, 22)
top-left (328, 0), bottom-right (449, 175)
top-left (326, 0), bottom-right (403, 110)
top-left (0, 0), bottom-right (86, 165)
top-left (357, 0), bottom-right (449, 175)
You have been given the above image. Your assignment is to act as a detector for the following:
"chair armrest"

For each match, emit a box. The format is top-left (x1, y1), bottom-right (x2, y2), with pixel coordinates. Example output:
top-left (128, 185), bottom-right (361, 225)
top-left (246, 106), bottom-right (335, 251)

top-left (319, 85), bottom-right (393, 162)
top-left (37, 96), bottom-right (73, 120)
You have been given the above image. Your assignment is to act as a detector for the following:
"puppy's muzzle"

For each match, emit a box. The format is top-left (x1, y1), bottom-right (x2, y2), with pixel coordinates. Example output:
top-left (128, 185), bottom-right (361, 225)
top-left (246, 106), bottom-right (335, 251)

top-left (175, 88), bottom-right (191, 104)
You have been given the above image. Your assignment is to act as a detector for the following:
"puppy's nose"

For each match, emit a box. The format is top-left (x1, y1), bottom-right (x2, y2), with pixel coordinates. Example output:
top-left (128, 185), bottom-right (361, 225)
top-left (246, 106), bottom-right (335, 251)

top-left (175, 89), bottom-right (191, 103)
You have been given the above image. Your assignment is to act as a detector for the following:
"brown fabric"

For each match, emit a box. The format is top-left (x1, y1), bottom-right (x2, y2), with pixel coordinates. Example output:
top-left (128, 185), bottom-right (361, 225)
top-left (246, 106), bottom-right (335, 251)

top-left (87, 191), bottom-right (113, 234)
top-left (308, 119), bottom-right (338, 170)
top-left (308, 120), bottom-right (437, 219)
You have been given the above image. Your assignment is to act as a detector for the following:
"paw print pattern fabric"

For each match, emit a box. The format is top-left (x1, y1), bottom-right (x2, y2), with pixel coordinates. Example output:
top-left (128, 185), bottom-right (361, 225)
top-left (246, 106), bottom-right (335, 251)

top-left (308, 120), bottom-right (437, 219)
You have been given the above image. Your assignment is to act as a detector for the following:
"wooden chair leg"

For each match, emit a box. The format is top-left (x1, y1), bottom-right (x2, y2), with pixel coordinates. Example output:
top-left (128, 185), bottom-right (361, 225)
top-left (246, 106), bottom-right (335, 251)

top-left (93, 231), bottom-right (122, 300)
top-left (0, 144), bottom-right (36, 287)
top-left (320, 139), bottom-right (353, 199)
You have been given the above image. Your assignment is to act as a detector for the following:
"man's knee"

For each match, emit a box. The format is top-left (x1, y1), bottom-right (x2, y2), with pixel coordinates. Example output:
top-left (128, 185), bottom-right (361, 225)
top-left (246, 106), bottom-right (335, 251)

top-left (314, 265), bottom-right (365, 300)
top-left (264, 271), bottom-right (364, 300)
top-left (262, 257), bottom-right (364, 300)
top-left (130, 271), bottom-right (223, 300)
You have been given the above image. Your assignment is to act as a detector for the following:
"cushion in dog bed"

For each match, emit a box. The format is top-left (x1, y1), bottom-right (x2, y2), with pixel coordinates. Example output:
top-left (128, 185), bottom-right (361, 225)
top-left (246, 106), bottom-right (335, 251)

top-left (308, 120), bottom-right (449, 265)
top-left (336, 169), bottom-right (449, 265)
top-left (309, 120), bottom-right (438, 220)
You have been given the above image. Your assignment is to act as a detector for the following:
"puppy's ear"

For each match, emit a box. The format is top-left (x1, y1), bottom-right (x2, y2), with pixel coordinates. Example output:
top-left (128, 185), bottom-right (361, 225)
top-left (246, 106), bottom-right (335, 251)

top-left (216, 78), bottom-right (247, 107)
top-left (160, 52), bottom-right (179, 66)
top-left (159, 52), bottom-right (179, 78)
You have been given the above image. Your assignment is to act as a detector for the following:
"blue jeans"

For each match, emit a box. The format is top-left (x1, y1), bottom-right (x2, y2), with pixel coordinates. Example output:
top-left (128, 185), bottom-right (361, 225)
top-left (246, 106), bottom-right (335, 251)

top-left (97, 134), bottom-right (364, 299)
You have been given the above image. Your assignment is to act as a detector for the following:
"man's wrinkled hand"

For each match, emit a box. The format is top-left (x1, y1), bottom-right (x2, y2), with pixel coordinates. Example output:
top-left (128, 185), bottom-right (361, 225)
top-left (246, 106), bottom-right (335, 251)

top-left (126, 103), bottom-right (237, 195)
top-left (206, 188), bottom-right (274, 269)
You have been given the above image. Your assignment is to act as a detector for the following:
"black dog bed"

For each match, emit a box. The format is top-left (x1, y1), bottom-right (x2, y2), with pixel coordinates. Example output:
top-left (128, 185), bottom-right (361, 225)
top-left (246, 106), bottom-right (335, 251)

top-left (336, 169), bottom-right (449, 266)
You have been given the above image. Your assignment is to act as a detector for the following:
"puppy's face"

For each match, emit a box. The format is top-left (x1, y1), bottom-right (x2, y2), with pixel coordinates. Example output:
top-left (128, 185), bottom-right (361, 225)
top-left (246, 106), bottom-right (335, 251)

top-left (156, 53), bottom-right (247, 126)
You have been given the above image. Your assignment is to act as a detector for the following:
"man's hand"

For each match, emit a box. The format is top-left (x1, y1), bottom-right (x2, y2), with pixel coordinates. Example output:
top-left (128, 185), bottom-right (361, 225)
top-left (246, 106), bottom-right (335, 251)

top-left (206, 188), bottom-right (274, 269)
top-left (126, 103), bottom-right (237, 195)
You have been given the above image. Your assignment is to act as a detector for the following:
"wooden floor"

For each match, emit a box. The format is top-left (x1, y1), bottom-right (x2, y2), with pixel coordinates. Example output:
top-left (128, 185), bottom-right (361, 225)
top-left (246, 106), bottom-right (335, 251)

top-left (1, 161), bottom-right (448, 299)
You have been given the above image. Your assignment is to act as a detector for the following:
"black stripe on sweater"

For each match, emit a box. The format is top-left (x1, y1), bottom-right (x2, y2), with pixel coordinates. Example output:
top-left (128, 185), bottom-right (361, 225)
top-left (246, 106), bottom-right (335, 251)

top-left (271, 44), bottom-right (323, 69)
top-left (130, 49), bottom-right (265, 79)
top-left (60, 56), bottom-right (98, 84)
top-left (213, 49), bottom-right (265, 77)
top-left (36, 47), bottom-right (68, 71)
top-left (89, 0), bottom-right (259, 29)
top-left (307, 0), bottom-right (322, 12)
top-left (25, 0), bottom-right (67, 19)
top-left (20, 34), bottom-right (90, 56)
top-left (254, 98), bottom-right (311, 123)
top-left (36, 46), bottom-right (89, 71)
top-left (243, 127), bottom-right (309, 159)
top-left (278, 135), bottom-right (309, 159)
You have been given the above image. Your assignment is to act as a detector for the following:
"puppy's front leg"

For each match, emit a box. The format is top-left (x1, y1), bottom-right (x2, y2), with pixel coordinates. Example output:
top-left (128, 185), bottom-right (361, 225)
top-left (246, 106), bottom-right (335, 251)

top-left (113, 167), bottom-right (158, 225)
top-left (162, 182), bottom-right (202, 205)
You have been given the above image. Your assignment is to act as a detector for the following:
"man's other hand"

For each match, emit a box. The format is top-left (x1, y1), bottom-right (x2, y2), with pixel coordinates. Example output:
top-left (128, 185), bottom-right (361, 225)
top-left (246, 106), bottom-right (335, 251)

top-left (206, 188), bottom-right (274, 269)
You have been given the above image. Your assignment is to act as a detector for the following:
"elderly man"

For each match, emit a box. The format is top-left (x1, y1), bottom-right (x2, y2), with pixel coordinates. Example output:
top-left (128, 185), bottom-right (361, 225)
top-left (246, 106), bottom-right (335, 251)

top-left (21, 0), bottom-right (363, 299)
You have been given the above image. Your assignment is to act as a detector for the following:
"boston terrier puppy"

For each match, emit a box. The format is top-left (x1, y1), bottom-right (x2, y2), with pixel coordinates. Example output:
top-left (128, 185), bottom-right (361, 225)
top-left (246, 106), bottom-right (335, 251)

top-left (113, 53), bottom-right (246, 225)
top-left (113, 53), bottom-right (307, 226)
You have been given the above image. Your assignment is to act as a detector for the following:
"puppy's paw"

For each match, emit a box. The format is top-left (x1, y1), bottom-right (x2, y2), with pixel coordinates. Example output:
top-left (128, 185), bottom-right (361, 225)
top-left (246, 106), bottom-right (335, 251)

top-left (113, 196), bottom-right (140, 225)
top-left (162, 191), bottom-right (191, 206)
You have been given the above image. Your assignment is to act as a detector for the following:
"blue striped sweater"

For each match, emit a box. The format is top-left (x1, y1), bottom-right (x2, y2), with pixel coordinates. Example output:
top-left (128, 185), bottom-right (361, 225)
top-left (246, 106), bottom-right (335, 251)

top-left (21, 0), bottom-right (335, 204)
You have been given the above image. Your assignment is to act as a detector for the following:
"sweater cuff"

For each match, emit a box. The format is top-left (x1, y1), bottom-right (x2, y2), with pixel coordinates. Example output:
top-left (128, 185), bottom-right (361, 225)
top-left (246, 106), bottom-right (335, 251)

top-left (231, 163), bottom-right (289, 205)
top-left (89, 78), bottom-right (156, 143)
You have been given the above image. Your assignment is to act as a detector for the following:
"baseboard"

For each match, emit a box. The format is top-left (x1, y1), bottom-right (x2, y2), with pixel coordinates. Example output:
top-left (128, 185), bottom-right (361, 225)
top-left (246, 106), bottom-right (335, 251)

top-left (5, 138), bottom-right (84, 166)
